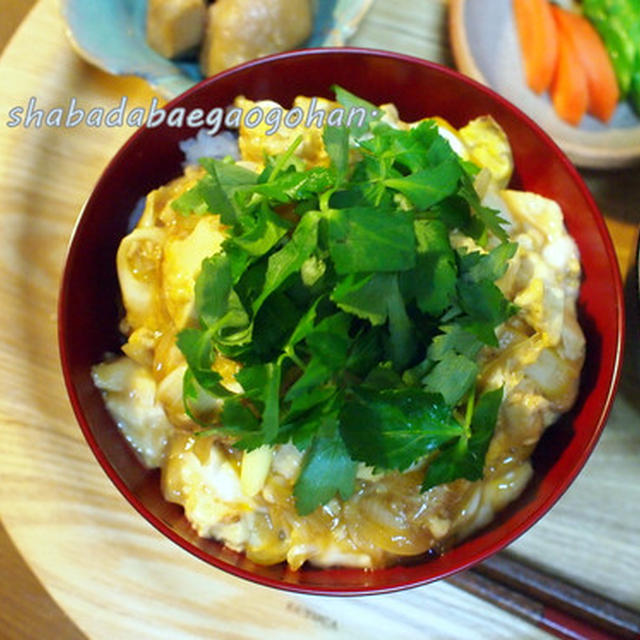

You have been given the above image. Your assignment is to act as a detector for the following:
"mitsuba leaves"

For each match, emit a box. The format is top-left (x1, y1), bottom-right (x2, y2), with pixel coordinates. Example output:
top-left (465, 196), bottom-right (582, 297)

top-left (386, 274), bottom-right (416, 371)
top-left (339, 388), bottom-right (464, 471)
top-left (305, 312), bottom-right (351, 368)
top-left (252, 166), bottom-right (333, 202)
top-left (195, 254), bottom-right (232, 327)
top-left (284, 357), bottom-right (333, 401)
top-left (195, 163), bottom-right (242, 226)
top-left (332, 85), bottom-right (383, 138)
top-left (459, 173), bottom-right (509, 242)
top-left (326, 206), bottom-right (416, 274)
top-left (259, 362), bottom-right (281, 443)
top-left (171, 181), bottom-right (211, 216)
top-left (323, 125), bottom-right (350, 185)
top-left (422, 387), bottom-right (503, 490)
top-left (176, 328), bottom-right (231, 397)
top-left (220, 397), bottom-right (260, 436)
top-left (252, 209), bottom-right (320, 312)
top-left (227, 205), bottom-right (290, 257)
top-left (170, 86), bottom-right (517, 514)
top-left (331, 273), bottom-right (394, 325)
top-left (199, 156), bottom-right (258, 189)
top-left (428, 324), bottom-right (484, 361)
top-left (457, 278), bottom-right (516, 328)
top-left (384, 158), bottom-right (461, 210)
top-left (172, 152), bottom-right (258, 219)
top-left (459, 242), bottom-right (518, 283)
top-left (422, 351), bottom-right (479, 406)
top-left (406, 219), bottom-right (457, 316)
top-left (294, 418), bottom-right (357, 515)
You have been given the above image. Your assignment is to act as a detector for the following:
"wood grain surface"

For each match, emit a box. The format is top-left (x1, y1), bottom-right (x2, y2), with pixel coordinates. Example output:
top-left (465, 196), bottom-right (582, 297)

top-left (0, 6), bottom-right (85, 640)
top-left (0, 1), bottom-right (639, 639)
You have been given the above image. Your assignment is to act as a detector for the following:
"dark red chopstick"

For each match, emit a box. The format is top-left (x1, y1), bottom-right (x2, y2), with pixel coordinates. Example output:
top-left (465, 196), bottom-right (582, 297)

top-left (447, 552), bottom-right (640, 640)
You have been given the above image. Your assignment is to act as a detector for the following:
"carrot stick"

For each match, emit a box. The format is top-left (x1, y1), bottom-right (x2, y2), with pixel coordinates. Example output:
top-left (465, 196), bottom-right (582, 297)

top-left (513, 0), bottom-right (559, 94)
top-left (551, 6), bottom-right (619, 122)
top-left (550, 27), bottom-right (589, 126)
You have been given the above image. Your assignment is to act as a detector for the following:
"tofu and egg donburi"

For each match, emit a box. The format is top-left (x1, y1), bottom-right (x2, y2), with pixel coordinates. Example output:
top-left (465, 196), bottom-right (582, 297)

top-left (92, 88), bottom-right (585, 570)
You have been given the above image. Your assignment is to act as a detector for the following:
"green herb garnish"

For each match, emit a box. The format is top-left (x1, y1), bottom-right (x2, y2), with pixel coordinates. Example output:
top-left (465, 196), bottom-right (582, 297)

top-left (173, 87), bottom-right (517, 515)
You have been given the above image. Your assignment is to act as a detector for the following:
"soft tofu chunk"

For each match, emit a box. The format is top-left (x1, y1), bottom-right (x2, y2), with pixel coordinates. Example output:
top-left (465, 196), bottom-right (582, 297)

top-left (92, 357), bottom-right (174, 468)
top-left (147, 0), bottom-right (206, 59)
top-left (161, 215), bottom-right (225, 329)
top-left (200, 0), bottom-right (313, 77)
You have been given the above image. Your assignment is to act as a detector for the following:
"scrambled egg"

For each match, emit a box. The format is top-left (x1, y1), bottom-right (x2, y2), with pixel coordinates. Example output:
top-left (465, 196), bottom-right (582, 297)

top-left (235, 95), bottom-right (335, 170)
top-left (92, 101), bottom-right (585, 569)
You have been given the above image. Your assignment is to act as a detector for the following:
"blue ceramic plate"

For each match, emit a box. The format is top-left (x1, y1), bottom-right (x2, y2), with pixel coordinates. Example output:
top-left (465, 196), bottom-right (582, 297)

top-left (61, 0), bottom-right (373, 99)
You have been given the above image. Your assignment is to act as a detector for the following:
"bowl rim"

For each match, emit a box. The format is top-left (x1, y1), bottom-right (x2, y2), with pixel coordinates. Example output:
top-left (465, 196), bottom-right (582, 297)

top-left (58, 46), bottom-right (626, 596)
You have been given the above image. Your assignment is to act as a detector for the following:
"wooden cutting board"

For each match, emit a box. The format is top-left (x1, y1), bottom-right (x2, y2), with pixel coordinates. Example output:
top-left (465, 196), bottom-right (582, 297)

top-left (0, 1), bottom-right (639, 638)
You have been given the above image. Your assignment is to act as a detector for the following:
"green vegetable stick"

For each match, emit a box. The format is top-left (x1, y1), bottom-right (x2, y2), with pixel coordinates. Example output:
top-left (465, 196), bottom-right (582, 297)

top-left (583, 0), bottom-right (637, 97)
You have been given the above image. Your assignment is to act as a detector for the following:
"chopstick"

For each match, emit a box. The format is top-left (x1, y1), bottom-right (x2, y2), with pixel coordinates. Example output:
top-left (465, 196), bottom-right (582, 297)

top-left (447, 552), bottom-right (640, 640)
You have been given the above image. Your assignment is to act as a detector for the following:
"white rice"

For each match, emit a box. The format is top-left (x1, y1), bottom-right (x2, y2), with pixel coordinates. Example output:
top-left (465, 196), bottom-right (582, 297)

top-left (179, 130), bottom-right (240, 167)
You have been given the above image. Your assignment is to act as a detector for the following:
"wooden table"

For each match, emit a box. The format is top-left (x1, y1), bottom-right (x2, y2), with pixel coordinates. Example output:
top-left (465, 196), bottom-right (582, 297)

top-left (1, 1), bottom-right (639, 638)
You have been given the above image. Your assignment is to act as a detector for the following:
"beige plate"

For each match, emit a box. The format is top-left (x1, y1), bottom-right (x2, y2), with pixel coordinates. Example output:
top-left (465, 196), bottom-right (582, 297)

top-left (449, 0), bottom-right (640, 169)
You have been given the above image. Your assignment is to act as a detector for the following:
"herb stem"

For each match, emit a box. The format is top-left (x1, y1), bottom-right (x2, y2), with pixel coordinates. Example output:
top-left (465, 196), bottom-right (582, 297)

top-left (318, 188), bottom-right (334, 213)
top-left (283, 347), bottom-right (307, 371)
top-left (268, 135), bottom-right (303, 183)
top-left (464, 387), bottom-right (476, 437)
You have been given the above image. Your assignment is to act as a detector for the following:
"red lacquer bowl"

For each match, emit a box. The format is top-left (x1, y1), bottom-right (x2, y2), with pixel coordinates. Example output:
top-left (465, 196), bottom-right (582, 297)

top-left (58, 48), bottom-right (624, 595)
